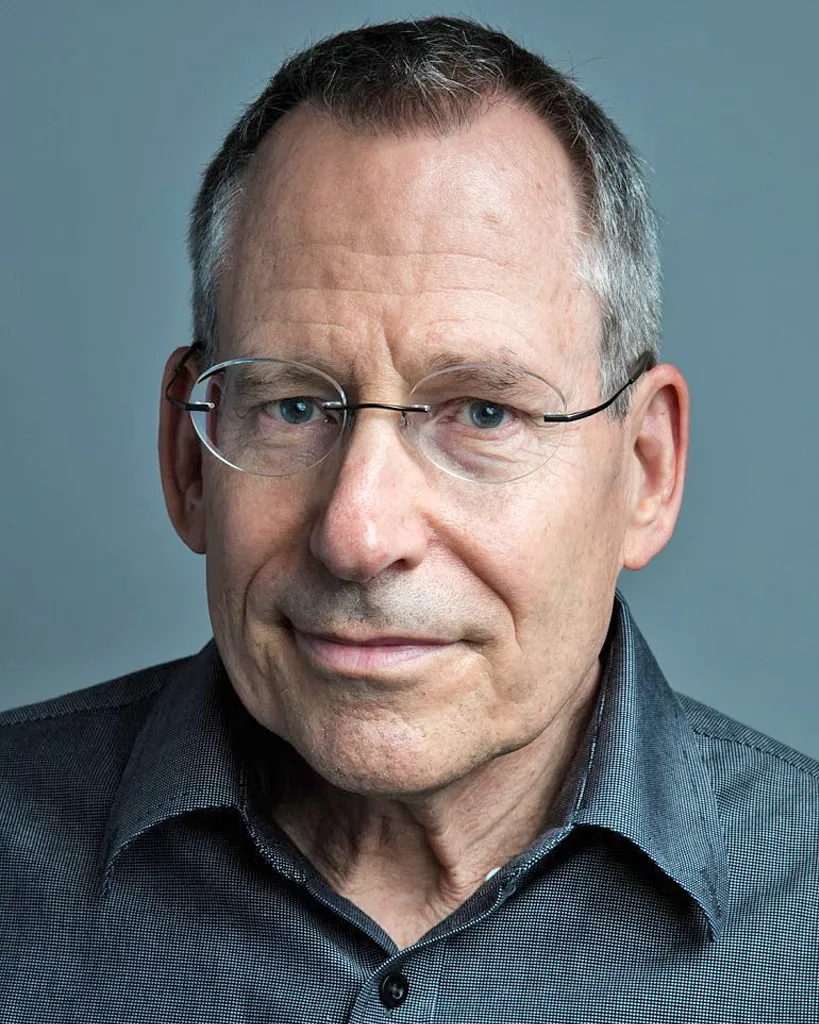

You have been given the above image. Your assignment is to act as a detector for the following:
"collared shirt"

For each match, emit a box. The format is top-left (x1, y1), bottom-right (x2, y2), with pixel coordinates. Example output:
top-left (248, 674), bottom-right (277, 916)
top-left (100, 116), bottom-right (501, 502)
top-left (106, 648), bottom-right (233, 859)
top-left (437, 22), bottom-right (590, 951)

top-left (1, 592), bottom-right (817, 1022)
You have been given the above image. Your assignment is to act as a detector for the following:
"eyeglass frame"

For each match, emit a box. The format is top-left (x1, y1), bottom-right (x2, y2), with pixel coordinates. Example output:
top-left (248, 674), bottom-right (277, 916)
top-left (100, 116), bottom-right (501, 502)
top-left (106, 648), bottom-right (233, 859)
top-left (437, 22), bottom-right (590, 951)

top-left (164, 343), bottom-right (654, 473)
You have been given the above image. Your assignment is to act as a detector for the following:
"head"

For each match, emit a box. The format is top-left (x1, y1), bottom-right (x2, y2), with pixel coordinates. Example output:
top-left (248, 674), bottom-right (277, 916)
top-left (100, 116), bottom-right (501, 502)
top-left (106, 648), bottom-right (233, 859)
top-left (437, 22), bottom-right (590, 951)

top-left (159, 17), bottom-right (688, 797)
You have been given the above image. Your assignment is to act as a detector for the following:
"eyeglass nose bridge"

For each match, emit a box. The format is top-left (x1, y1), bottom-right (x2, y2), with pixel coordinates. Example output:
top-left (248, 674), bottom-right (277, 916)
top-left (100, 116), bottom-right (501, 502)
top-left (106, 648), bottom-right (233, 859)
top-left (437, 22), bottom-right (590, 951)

top-left (317, 401), bottom-right (435, 478)
top-left (322, 401), bottom-right (431, 417)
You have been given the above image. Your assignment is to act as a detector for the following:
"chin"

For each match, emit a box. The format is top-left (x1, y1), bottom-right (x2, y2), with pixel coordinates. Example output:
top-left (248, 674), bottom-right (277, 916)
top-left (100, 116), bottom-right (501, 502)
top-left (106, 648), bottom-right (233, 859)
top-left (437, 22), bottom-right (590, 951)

top-left (294, 717), bottom-right (481, 799)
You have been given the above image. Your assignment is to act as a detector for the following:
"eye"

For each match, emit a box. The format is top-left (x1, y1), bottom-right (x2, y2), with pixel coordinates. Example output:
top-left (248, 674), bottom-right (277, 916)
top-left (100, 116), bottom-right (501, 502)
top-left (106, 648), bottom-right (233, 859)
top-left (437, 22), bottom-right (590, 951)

top-left (458, 400), bottom-right (513, 430)
top-left (263, 397), bottom-right (324, 425)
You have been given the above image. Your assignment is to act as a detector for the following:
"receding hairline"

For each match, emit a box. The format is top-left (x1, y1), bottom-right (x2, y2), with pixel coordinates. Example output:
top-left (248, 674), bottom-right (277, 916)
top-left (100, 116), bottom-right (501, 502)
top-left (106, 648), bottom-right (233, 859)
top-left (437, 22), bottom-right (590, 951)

top-left (188, 16), bottom-right (661, 418)
top-left (215, 92), bottom-right (598, 333)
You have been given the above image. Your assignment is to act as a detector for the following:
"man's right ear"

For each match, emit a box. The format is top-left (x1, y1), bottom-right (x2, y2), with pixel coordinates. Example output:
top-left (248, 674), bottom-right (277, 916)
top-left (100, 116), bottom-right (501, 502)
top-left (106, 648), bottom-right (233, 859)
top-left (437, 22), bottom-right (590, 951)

top-left (158, 346), bottom-right (207, 554)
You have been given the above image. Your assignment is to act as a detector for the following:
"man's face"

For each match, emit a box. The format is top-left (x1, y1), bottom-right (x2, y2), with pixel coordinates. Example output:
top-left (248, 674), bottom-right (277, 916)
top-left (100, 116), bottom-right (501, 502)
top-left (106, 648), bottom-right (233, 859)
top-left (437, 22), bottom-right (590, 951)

top-left (200, 101), bottom-right (634, 796)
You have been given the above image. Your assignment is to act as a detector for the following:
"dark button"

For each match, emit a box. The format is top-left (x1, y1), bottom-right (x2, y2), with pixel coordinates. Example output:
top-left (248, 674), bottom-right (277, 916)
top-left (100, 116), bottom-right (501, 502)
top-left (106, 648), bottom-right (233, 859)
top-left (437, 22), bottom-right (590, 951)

top-left (379, 971), bottom-right (409, 1009)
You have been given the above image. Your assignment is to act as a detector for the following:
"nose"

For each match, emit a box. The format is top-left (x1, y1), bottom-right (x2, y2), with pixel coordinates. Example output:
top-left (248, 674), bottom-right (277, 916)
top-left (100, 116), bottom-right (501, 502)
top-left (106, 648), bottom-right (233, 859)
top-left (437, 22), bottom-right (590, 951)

top-left (308, 411), bottom-right (432, 582)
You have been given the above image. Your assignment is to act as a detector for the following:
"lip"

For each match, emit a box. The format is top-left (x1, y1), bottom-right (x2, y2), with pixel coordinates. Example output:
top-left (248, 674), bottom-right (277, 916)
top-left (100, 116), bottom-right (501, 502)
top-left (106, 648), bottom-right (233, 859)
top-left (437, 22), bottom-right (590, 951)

top-left (304, 630), bottom-right (445, 646)
top-left (291, 628), bottom-right (454, 674)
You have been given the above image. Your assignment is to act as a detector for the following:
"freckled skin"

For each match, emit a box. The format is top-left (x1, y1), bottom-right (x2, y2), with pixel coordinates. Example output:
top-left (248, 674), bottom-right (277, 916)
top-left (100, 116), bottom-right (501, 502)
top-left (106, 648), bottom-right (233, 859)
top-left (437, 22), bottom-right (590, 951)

top-left (159, 99), bottom-right (689, 946)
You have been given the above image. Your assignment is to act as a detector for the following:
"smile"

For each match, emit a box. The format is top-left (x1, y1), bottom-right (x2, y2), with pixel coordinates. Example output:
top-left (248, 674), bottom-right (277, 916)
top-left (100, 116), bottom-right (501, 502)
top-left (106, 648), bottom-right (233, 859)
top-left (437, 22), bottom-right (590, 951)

top-left (291, 629), bottom-right (454, 674)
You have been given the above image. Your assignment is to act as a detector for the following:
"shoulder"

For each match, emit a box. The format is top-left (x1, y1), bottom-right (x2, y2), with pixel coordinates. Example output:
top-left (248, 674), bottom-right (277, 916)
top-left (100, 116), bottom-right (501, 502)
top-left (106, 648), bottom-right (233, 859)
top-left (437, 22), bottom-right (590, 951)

top-left (675, 690), bottom-right (819, 904)
top-left (0, 654), bottom-right (190, 728)
top-left (675, 689), bottom-right (819, 786)
top-left (0, 653), bottom-right (197, 821)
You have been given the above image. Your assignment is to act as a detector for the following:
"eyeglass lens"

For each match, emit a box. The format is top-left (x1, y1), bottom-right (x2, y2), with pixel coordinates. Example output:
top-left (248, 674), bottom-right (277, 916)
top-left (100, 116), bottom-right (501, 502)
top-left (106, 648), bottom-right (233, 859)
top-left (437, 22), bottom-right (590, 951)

top-left (188, 359), bottom-right (568, 482)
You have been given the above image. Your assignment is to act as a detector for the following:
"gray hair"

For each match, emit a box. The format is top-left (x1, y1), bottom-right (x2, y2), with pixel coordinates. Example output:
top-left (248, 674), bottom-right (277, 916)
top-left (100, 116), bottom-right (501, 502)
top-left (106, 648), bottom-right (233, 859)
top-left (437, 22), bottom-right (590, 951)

top-left (189, 17), bottom-right (660, 416)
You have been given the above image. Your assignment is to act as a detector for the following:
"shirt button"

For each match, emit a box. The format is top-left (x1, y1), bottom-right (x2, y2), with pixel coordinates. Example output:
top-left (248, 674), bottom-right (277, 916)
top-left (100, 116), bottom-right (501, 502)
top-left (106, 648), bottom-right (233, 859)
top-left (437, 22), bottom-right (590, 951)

top-left (379, 971), bottom-right (409, 1009)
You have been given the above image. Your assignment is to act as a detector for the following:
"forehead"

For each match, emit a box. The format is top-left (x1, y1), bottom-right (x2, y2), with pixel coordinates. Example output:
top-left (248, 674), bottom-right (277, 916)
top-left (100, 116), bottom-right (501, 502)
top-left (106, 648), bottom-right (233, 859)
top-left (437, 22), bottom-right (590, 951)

top-left (217, 100), bottom-right (598, 381)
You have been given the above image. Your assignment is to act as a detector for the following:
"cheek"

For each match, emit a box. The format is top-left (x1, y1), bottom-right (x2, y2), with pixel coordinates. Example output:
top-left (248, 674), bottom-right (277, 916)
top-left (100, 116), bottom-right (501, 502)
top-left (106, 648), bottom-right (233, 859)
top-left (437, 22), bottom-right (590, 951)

top-left (450, 451), bottom-right (626, 646)
top-left (203, 467), bottom-right (311, 603)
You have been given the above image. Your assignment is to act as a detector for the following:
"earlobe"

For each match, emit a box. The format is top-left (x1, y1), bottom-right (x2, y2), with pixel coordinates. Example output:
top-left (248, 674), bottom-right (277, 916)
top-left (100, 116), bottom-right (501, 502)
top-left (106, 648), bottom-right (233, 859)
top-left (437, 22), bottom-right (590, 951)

top-left (621, 364), bottom-right (689, 571)
top-left (158, 346), bottom-right (207, 555)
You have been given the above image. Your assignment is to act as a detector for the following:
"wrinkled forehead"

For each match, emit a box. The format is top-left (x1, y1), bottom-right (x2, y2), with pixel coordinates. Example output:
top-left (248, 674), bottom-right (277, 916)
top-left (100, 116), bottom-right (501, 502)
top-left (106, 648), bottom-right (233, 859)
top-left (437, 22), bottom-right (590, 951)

top-left (216, 101), bottom-right (600, 383)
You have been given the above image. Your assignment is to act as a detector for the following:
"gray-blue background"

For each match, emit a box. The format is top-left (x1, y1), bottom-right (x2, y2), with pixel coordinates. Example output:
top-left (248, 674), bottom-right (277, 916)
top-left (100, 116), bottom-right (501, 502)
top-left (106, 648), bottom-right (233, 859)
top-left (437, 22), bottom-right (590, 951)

top-left (2, 1), bottom-right (817, 755)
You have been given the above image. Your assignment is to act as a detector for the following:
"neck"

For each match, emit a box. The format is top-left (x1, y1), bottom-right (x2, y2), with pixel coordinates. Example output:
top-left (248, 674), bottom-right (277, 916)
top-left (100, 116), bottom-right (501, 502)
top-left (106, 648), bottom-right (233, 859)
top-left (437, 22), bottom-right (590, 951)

top-left (262, 661), bottom-right (601, 948)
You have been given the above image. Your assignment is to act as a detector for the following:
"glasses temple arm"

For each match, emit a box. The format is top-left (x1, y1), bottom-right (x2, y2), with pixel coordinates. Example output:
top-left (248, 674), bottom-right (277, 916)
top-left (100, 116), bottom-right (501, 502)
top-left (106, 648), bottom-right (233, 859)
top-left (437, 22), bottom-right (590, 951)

top-left (164, 343), bottom-right (213, 412)
top-left (541, 351), bottom-right (654, 424)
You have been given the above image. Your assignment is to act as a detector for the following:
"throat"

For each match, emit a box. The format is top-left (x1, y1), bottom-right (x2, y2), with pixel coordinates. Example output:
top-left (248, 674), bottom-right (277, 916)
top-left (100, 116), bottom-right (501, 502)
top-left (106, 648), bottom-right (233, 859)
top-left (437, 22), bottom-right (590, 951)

top-left (336, 871), bottom-right (493, 949)
top-left (268, 762), bottom-right (553, 948)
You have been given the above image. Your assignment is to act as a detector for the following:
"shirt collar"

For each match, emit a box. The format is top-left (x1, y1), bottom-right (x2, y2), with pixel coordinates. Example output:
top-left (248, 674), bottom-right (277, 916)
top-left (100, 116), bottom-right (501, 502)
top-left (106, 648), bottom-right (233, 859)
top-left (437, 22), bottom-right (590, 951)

top-left (102, 639), bottom-right (246, 883)
top-left (103, 594), bottom-right (729, 939)
top-left (564, 590), bottom-right (729, 940)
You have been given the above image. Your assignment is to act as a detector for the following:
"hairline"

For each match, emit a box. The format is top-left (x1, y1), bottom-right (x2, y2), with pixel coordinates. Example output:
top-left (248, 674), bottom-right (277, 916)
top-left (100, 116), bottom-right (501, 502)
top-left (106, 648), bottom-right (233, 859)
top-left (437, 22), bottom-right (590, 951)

top-left (209, 95), bottom-right (606, 379)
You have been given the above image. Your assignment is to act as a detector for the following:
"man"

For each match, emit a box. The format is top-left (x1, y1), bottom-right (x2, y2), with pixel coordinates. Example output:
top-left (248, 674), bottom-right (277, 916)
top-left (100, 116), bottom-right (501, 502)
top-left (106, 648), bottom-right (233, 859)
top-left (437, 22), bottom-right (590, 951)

top-left (1, 16), bottom-right (816, 1022)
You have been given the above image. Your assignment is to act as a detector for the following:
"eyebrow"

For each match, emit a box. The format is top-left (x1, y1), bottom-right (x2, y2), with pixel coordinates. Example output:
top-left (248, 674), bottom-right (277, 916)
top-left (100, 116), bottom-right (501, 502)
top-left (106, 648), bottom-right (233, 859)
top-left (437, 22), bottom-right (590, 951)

top-left (226, 343), bottom-right (552, 387)
top-left (418, 365), bottom-right (542, 395)
top-left (290, 346), bottom-right (544, 382)
top-left (419, 346), bottom-right (544, 378)
top-left (225, 363), bottom-right (337, 398)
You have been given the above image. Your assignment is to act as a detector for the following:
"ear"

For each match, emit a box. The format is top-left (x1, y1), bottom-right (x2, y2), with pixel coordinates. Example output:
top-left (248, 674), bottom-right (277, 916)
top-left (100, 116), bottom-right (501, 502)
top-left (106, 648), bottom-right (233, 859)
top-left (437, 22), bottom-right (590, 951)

top-left (621, 363), bottom-right (690, 571)
top-left (158, 346), bottom-right (207, 554)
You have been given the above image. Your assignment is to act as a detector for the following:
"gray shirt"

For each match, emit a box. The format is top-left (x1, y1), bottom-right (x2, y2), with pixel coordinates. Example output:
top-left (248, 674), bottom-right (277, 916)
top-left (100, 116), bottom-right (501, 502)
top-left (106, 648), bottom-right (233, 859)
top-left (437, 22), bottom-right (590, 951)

top-left (1, 592), bottom-right (817, 1022)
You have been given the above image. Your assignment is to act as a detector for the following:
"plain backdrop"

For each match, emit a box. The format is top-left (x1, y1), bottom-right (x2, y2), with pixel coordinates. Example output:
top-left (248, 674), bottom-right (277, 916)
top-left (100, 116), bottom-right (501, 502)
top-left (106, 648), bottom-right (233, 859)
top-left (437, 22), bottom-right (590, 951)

top-left (1, 1), bottom-right (817, 756)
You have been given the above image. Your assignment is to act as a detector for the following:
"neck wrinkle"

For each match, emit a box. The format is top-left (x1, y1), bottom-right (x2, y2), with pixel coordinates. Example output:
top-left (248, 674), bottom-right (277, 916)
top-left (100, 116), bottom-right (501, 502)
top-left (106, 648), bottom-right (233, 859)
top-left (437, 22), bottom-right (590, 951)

top-left (239, 655), bottom-right (602, 908)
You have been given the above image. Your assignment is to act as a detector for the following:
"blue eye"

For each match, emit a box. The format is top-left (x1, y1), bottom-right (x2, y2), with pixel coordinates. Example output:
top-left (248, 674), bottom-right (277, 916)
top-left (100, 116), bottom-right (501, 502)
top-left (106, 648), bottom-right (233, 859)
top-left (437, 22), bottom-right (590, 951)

top-left (268, 397), bottom-right (321, 424)
top-left (466, 401), bottom-right (509, 429)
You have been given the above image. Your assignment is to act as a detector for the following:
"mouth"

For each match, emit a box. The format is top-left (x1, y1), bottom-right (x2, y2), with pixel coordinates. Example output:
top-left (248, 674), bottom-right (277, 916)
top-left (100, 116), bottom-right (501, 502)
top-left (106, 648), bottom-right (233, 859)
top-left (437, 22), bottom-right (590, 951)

top-left (289, 626), bottom-right (455, 674)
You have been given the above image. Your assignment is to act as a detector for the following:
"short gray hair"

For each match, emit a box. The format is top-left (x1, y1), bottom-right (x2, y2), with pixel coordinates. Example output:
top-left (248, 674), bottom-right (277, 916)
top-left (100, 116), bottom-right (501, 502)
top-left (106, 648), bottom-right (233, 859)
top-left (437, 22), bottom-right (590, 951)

top-left (189, 17), bottom-right (660, 416)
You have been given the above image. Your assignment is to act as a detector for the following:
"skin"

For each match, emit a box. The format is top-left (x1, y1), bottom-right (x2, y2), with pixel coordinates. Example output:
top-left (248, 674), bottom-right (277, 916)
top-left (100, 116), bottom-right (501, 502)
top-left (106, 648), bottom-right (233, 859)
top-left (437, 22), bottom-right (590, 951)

top-left (159, 99), bottom-right (689, 949)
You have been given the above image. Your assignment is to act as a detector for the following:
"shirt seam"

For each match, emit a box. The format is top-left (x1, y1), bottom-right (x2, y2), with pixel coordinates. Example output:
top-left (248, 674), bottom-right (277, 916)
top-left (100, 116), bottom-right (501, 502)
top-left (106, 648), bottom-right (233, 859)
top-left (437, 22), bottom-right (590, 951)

top-left (689, 726), bottom-right (819, 780)
top-left (571, 665), bottom-right (609, 815)
top-left (0, 684), bottom-right (165, 727)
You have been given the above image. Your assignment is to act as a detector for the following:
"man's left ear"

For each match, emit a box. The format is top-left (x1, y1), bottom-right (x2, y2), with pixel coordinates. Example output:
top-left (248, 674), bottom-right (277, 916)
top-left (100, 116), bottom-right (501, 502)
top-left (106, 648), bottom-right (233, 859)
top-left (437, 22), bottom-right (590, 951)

top-left (621, 363), bottom-right (689, 571)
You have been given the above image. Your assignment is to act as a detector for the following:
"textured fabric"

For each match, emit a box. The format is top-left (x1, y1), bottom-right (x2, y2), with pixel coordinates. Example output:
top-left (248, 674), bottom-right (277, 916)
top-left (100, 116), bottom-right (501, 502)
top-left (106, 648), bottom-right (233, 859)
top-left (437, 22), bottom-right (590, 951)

top-left (1, 592), bottom-right (817, 1022)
